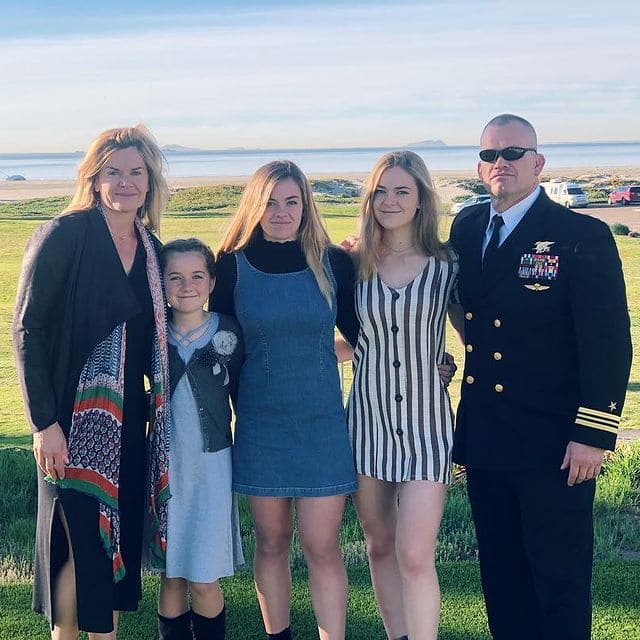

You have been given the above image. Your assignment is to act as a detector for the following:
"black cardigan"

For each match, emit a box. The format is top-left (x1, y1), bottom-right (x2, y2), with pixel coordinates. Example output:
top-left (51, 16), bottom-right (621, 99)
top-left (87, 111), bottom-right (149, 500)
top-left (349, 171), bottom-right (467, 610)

top-left (12, 208), bottom-right (161, 433)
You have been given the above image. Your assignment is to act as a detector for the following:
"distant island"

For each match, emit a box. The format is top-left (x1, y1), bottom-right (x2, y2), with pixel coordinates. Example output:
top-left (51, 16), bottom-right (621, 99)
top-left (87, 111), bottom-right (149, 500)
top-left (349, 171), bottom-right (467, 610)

top-left (405, 139), bottom-right (447, 148)
top-left (164, 141), bottom-right (451, 153)
top-left (162, 144), bottom-right (250, 153)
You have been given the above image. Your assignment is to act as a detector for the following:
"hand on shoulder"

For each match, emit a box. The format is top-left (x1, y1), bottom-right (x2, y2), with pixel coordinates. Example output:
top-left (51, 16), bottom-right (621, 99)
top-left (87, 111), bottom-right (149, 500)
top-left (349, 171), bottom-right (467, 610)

top-left (339, 235), bottom-right (360, 254)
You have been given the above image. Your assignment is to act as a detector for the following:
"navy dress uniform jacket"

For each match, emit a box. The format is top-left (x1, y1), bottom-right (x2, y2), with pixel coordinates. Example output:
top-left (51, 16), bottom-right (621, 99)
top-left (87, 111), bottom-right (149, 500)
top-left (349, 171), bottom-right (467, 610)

top-left (449, 190), bottom-right (632, 470)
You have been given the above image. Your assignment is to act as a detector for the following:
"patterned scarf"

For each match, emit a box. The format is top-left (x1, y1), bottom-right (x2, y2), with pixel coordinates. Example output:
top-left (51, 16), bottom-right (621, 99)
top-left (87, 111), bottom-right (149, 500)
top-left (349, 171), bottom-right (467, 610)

top-left (58, 217), bottom-right (171, 582)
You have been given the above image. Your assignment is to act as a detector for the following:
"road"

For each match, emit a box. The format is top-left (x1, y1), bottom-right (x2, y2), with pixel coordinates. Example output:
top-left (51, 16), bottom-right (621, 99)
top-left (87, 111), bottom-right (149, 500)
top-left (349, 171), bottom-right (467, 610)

top-left (573, 203), bottom-right (640, 233)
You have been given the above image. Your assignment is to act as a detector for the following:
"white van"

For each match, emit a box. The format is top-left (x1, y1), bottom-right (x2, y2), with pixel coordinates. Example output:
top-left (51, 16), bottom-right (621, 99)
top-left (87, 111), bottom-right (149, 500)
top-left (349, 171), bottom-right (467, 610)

top-left (540, 180), bottom-right (589, 208)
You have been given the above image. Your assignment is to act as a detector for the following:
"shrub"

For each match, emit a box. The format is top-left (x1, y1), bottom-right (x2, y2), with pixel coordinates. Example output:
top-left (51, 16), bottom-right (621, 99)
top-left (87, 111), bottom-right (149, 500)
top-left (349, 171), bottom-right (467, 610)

top-left (610, 223), bottom-right (630, 236)
top-left (311, 179), bottom-right (361, 197)
top-left (587, 189), bottom-right (608, 203)
top-left (454, 179), bottom-right (487, 195)
top-left (167, 185), bottom-right (243, 213)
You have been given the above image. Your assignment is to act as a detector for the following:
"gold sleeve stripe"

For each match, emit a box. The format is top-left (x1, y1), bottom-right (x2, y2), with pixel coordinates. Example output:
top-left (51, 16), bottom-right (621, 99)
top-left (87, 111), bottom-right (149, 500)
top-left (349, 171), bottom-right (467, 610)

top-left (575, 418), bottom-right (618, 434)
top-left (577, 407), bottom-right (620, 424)
top-left (576, 413), bottom-right (620, 428)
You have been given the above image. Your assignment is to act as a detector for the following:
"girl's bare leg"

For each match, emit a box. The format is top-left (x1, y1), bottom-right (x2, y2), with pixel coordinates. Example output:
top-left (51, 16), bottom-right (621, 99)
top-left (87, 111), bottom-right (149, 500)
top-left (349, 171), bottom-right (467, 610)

top-left (396, 481), bottom-right (447, 640)
top-left (250, 496), bottom-right (294, 634)
top-left (352, 475), bottom-right (407, 639)
top-left (297, 495), bottom-right (348, 640)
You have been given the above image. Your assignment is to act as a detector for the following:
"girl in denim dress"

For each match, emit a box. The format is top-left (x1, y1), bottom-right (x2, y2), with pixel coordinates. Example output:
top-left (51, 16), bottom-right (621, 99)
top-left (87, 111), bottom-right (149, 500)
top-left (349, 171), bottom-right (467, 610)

top-left (212, 161), bottom-right (359, 640)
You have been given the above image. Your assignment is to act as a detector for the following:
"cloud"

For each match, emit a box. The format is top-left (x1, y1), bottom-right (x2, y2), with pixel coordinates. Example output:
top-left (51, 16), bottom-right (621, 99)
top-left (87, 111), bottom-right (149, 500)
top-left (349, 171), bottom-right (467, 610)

top-left (0, 1), bottom-right (638, 150)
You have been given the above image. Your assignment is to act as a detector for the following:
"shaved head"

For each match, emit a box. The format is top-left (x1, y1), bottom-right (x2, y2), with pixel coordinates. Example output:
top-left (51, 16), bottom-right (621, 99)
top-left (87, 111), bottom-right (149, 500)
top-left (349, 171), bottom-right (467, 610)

top-left (481, 114), bottom-right (538, 147)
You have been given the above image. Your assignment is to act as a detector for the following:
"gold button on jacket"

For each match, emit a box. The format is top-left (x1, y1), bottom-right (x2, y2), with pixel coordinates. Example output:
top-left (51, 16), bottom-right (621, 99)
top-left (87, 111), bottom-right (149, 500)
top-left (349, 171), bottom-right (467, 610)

top-left (466, 376), bottom-right (475, 384)
top-left (494, 352), bottom-right (502, 360)
top-left (495, 384), bottom-right (504, 393)
top-left (465, 312), bottom-right (473, 320)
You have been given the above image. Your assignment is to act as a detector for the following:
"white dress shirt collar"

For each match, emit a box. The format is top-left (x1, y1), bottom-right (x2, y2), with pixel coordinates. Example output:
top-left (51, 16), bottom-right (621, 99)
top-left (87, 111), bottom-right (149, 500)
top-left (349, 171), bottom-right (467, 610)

top-left (484, 185), bottom-right (541, 250)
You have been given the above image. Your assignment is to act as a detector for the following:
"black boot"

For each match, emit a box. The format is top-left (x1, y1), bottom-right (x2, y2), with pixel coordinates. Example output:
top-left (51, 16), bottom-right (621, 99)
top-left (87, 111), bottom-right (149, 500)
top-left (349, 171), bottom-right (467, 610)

top-left (267, 627), bottom-right (292, 640)
top-left (158, 610), bottom-right (193, 640)
top-left (192, 607), bottom-right (226, 639)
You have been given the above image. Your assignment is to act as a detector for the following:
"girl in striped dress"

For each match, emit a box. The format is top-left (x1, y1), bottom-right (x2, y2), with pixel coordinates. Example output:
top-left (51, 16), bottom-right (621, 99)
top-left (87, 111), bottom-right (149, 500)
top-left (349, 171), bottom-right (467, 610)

top-left (344, 151), bottom-right (464, 640)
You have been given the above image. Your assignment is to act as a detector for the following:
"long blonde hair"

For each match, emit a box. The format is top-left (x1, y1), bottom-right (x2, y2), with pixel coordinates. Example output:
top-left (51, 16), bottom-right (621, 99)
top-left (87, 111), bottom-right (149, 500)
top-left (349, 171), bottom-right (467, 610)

top-left (63, 124), bottom-right (168, 232)
top-left (218, 160), bottom-right (334, 305)
top-left (358, 150), bottom-right (447, 280)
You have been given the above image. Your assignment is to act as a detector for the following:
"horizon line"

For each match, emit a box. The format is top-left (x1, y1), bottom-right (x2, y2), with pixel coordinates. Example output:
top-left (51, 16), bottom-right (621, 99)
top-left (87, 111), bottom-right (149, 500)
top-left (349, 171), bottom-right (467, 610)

top-left (2, 139), bottom-right (640, 157)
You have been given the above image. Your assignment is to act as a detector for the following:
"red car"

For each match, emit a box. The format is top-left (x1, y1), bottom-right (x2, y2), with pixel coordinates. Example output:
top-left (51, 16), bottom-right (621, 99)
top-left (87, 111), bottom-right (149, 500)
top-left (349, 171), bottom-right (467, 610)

top-left (608, 185), bottom-right (640, 205)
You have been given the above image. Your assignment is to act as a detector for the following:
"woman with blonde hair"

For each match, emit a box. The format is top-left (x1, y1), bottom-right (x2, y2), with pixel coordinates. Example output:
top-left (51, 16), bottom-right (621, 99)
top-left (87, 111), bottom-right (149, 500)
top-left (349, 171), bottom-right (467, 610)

top-left (343, 150), bottom-right (463, 640)
top-left (13, 125), bottom-right (170, 639)
top-left (212, 160), bottom-right (359, 640)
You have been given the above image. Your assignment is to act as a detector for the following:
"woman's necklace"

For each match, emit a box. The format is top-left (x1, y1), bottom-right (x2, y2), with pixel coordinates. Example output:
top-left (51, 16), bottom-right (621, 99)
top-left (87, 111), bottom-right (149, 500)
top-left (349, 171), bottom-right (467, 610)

top-left (381, 239), bottom-right (415, 254)
top-left (169, 314), bottom-right (212, 347)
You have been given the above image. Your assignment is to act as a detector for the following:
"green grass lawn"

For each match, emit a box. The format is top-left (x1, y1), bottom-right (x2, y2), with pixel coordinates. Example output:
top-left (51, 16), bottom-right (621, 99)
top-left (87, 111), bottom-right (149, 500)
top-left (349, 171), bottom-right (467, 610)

top-left (2, 560), bottom-right (639, 639)
top-left (1, 188), bottom-right (639, 639)
top-left (2, 561), bottom-right (639, 639)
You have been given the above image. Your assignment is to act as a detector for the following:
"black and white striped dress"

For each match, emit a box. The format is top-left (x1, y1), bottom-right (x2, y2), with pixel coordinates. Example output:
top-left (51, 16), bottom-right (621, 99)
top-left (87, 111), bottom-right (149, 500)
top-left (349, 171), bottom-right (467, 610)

top-left (346, 255), bottom-right (458, 483)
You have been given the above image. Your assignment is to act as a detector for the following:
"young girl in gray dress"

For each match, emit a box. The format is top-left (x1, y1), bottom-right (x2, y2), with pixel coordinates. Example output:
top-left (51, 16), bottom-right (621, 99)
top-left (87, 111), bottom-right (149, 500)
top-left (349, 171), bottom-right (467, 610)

top-left (157, 238), bottom-right (244, 640)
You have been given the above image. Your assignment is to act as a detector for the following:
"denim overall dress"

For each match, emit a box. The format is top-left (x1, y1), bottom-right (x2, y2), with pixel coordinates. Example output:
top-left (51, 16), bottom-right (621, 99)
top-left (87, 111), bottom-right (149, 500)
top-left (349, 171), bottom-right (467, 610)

top-left (232, 250), bottom-right (357, 497)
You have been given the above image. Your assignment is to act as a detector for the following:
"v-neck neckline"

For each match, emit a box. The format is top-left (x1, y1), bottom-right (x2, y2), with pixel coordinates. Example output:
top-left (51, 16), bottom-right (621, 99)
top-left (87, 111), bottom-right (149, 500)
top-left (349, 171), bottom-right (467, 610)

top-left (376, 257), bottom-right (432, 291)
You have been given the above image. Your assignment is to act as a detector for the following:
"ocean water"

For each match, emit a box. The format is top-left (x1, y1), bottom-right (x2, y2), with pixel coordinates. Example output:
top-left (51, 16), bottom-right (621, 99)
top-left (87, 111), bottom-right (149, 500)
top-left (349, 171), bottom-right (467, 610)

top-left (0, 142), bottom-right (638, 181)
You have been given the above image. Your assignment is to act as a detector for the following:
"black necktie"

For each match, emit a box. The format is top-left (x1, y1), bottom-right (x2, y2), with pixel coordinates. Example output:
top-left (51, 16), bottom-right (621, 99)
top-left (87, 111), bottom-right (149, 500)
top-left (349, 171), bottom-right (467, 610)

top-left (483, 215), bottom-right (504, 268)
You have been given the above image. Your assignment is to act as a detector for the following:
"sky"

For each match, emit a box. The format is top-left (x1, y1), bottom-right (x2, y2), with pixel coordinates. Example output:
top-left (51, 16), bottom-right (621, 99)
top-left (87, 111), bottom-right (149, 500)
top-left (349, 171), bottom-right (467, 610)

top-left (1, 0), bottom-right (638, 152)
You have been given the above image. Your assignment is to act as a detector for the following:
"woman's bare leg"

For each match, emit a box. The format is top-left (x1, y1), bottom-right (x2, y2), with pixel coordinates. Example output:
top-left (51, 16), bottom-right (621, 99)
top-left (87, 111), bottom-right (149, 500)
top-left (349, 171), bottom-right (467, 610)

top-left (250, 496), bottom-right (294, 634)
top-left (352, 475), bottom-right (407, 639)
top-left (396, 481), bottom-right (447, 640)
top-left (297, 495), bottom-right (348, 640)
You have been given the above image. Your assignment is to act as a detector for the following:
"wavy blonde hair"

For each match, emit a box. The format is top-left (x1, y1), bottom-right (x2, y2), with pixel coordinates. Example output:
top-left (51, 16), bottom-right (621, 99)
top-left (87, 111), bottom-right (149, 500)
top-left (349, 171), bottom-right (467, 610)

top-left (358, 150), bottom-right (447, 281)
top-left (218, 160), bottom-right (334, 305)
top-left (63, 124), bottom-right (168, 232)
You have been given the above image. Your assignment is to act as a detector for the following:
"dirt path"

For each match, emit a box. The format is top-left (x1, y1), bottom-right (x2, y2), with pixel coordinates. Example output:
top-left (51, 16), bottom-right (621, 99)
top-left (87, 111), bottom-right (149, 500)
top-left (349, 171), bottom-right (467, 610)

top-left (618, 429), bottom-right (640, 443)
top-left (577, 204), bottom-right (640, 232)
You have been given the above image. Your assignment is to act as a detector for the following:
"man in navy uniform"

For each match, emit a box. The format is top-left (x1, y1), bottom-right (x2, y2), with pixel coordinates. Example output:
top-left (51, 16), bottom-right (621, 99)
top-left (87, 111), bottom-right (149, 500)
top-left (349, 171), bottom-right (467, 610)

top-left (449, 114), bottom-right (632, 640)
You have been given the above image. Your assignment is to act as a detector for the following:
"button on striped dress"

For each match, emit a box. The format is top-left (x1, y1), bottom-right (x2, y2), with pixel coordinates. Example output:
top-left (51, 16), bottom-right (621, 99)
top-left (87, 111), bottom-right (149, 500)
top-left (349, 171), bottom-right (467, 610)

top-left (346, 255), bottom-right (458, 483)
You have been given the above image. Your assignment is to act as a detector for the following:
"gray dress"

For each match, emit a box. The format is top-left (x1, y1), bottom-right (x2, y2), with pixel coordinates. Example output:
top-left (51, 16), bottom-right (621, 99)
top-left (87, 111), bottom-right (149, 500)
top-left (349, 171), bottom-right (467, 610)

top-left (165, 316), bottom-right (244, 582)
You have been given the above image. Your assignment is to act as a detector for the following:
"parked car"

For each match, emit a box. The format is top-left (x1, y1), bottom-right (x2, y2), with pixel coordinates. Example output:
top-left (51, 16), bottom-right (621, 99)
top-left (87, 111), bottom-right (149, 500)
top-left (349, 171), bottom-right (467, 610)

top-left (540, 180), bottom-right (589, 208)
top-left (451, 194), bottom-right (491, 215)
top-left (5, 174), bottom-right (26, 181)
top-left (608, 185), bottom-right (640, 206)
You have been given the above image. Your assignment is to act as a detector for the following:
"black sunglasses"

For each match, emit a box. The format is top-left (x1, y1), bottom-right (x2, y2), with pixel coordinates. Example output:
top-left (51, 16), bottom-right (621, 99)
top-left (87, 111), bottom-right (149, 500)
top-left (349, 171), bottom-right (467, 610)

top-left (479, 146), bottom-right (537, 162)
